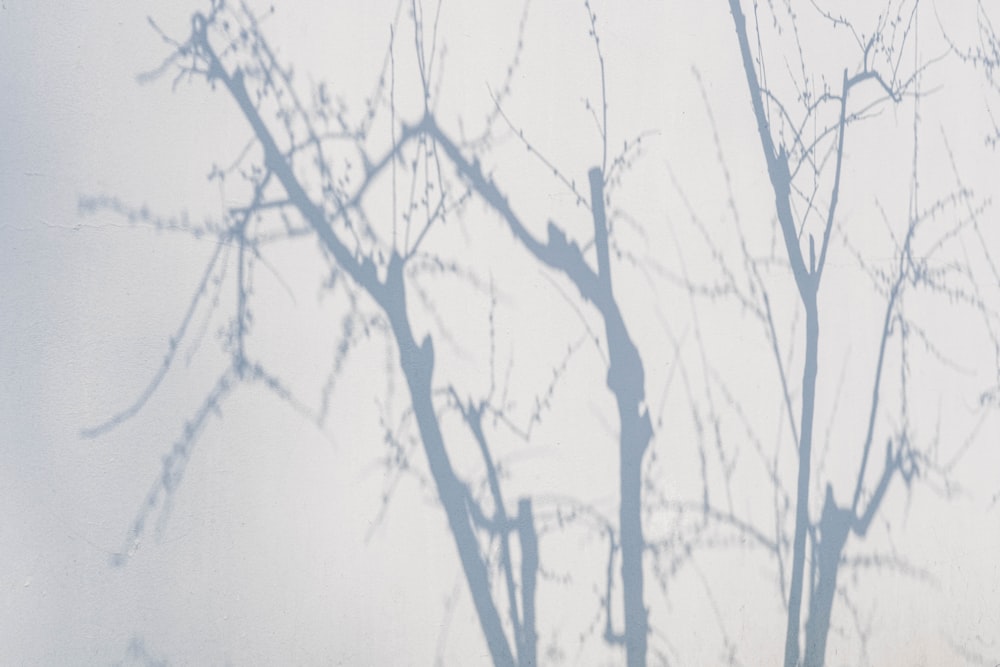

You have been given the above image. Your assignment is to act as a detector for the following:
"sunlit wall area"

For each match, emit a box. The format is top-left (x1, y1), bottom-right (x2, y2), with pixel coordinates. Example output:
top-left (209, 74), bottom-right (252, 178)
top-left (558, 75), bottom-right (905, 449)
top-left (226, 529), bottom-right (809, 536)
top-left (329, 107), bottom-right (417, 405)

top-left (2, 1), bottom-right (999, 665)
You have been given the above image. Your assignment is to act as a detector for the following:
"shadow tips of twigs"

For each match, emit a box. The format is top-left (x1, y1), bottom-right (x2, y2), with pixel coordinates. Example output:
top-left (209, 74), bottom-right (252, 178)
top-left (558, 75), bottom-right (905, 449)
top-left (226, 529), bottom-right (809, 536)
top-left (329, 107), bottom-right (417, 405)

top-left (363, 398), bottom-right (430, 544)
top-left (464, 0), bottom-right (531, 151)
top-left (135, 16), bottom-right (190, 87)
top-left (483, 86), bottom-right (590, 210)
top-left (316, 303), bottom-right (369, 428)
top-left (108, 368), bottom-right (236, 568)
top-left (582, 0), bottom-right (608, 173)
top-left (77, 195), bottom-right (223, 240)
top-left (432, 578), bottom-right (464, 667)
top-left (80, 234), bottom-right (227, 440)
top-left (944, 631), bottom-right (999, 667)
top-left (118, 635), bottom-right (169, 667)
